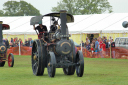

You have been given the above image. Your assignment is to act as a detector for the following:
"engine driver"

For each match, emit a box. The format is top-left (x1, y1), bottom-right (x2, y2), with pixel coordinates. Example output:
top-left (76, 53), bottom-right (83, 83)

top-left (33, 21), bottom-right (48, 41)
top-left (49, 21), bottom-right (58, 33)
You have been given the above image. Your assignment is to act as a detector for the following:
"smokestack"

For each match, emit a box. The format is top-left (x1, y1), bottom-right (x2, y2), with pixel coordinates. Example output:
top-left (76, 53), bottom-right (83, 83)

top-left (60, 10), bottom-right (67, 40)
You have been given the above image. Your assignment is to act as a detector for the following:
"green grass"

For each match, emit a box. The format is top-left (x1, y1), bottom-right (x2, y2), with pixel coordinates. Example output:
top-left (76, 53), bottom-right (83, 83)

top-left (0, 55), bottom-right (128, 85)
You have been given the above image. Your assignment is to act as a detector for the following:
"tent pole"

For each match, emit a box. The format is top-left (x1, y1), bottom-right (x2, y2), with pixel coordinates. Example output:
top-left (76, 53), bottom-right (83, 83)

top-left (80, 32), bottom-right (82, 51)
top-left (24, 34), bottom-right (25, 43)
top-left (19, 41), bottom-right (21, 55)
top-left (110, 43), bottom-right (111, 58)
top-left (100, 30), bottom-right (102, 38)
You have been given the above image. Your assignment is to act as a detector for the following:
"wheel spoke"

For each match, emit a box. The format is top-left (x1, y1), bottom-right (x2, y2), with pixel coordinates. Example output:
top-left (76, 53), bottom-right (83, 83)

top-left (9, 59), bottom-right (12, 62)
top-left (33, 62), bottom-right (37, 69)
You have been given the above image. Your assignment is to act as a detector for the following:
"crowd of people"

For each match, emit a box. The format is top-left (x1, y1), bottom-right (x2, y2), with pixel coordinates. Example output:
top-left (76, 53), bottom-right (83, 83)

top-left (80, 36), bottom-right (115, 57)
top-left (3, 37), bottom-right (33, 48)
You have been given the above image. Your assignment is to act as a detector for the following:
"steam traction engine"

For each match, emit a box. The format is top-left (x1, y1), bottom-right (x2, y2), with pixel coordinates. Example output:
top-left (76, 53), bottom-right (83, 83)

top-left (30, 10), bottom-right (84, 77)
top-left (0, 21), bottom-right (14, 67)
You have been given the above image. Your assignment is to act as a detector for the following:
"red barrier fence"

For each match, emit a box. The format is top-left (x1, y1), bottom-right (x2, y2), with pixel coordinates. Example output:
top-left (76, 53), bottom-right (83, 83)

top-left (7, 46), bottom-right (32, 55)
top-left (7, 46), bottom-right (128, 59)
top-left (76, 47), bottom-right (128, 59)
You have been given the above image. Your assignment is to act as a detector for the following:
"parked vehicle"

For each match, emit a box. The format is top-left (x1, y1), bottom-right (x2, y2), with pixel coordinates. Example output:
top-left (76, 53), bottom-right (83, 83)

top-left (115, 37), bottom-right (128, 49)
top-left (0, 21), bottom-right (14, 67)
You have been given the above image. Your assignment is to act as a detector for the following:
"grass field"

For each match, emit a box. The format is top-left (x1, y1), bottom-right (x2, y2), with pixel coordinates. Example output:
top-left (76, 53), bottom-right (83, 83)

top-left (0, 55), bottom-right (128, 85)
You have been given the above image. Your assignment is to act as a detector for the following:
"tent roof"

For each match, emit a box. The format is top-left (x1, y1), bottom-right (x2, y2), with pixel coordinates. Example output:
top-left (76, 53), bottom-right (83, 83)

top-left (1, 13), bottom-right (128, 34)
top-left (68, 13), bottom-right (128, 34)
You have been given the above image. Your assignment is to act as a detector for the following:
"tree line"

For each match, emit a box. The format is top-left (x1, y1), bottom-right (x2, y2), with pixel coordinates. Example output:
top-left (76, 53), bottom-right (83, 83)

top-left (0, 0), bottom-right (112, 16)
top-left (51, 0), bottom-right (113, 15)
top-left (0, 1), bottom-right (41, 16)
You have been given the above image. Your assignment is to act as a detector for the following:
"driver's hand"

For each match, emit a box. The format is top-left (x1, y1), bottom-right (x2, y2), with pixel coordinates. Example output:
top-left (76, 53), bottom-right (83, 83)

top-left (45, 36), bottom-right (48, 38)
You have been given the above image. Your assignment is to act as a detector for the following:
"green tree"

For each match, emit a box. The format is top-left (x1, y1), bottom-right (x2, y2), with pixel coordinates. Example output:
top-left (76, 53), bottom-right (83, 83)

top-left (0, 10), bottom-right (4, 16)
top-left (52, 0), bottom-right (113, 15)
top-left (2, 0), bottom-right (41, 16)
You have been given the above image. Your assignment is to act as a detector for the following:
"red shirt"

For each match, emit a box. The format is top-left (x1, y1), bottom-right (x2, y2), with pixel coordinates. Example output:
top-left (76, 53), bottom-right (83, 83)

top-left (13, 39), bottom-right (15, 42)
top-left (99, 41), bottom-right (103, 48)
top-left (102, 44), bottom-right (106, 51)
top-left (91, 48), bottom-right (94, 51)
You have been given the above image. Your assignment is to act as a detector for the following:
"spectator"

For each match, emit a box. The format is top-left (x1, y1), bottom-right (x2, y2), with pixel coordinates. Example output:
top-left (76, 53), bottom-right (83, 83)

top-left (111, 39), bottom-right (115, 59)
top-left (94, 38), bottom-right (99, 52)
top-left (9, 42), bottom-right (13, 47)
top-left (5, 38), bottom-right (9, 48)
top-left (19, 38), bottom-right (23, 46)
top-left (9, 38), bottom-right (14, 47)
top-left (108, 39), bottom-right (111, 46)
top-left (106, 39), bottom-right (109, 48)
top-left (103, 36), bottom-right (107, 44)
top-left (28, 38), bottom-right (31, 46)
top-left (99, 38), bottom-right (103, 51)
top-left (29, 38), bottom-right (33, 47)
top-left (90, 42), bottom-right (94, 53)
top-left (14, 37), bottom-right (19, 46)
top-left (24, 39), bottom-right (29, 46)
top-left (109, 36), bottom-right (112, 41)
top-left (14, 43), bottom-right (18, 47)
top-left (111, 39), bottom-right (115, 47)
top-left (86, 37), bottom-right (90, 43)
top-left (80, 41), bottom-right (85, 47)
top-left (85, 41), bottom-right (91, 51)
top-left (105, 36), bottom-right (107, 42)
top-left (10, 38), bottom-right (14, 43)
top-left (13, 37), bottom-right (16, 43)
top-left (98, 36), bottom-right (101, 42)
top-left (92, 39), bottom-right (95, 48)
top-left (102, 41), bottom-right (106, 57)
top-left (99, 38), bottom-right (104, 58)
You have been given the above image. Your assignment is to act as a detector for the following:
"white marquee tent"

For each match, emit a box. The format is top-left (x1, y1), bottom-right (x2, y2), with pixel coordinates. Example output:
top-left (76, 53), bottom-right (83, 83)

top-left (1, 13), bottom-right (128, 35)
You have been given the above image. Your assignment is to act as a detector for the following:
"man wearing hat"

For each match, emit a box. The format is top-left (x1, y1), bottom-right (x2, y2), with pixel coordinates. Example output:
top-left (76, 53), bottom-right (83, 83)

top-left (33, 20), bottom-right (47, 34)
top-left (33, 21), bottom-right (48, 39)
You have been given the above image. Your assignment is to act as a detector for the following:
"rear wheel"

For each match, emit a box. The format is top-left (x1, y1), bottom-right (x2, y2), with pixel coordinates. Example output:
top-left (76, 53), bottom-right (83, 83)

top-left (8, 53), bottom-right (14, 67)
top-left (47, 52), bottom-right (56, 77)
top-left (31, 40), bottom-right (46, 76)
top-left (76, 50), bottom-right (84, 77)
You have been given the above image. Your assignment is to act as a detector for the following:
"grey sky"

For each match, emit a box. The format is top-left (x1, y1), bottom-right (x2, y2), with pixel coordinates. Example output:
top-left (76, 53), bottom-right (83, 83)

top-left (0, 0), bottom-right (128, 15)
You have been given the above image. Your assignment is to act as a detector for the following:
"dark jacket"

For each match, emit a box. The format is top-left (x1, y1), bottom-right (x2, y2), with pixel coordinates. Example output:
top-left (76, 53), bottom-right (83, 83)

top-left (111, 42), bottom-right (115, 47)
top-left (5, 40), bottom-right (9, 48)
top-left (106, 42), bottom-right (109, 48)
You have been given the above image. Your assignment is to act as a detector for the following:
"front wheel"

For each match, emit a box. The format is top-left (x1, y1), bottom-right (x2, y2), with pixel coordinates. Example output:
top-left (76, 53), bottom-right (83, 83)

top-left (47, 52), bottom-right (56, 77)
top-left (76, 50), bottom-right (84, 77)
top-left (8, 53), bottom-right (14, 67)
top-left (63, 40), bottom-right (76, 75)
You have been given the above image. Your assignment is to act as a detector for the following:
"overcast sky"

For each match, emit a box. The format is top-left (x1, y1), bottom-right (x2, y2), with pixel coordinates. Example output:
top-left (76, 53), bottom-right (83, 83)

top-left (0, 0), bottom-right (128, 15)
